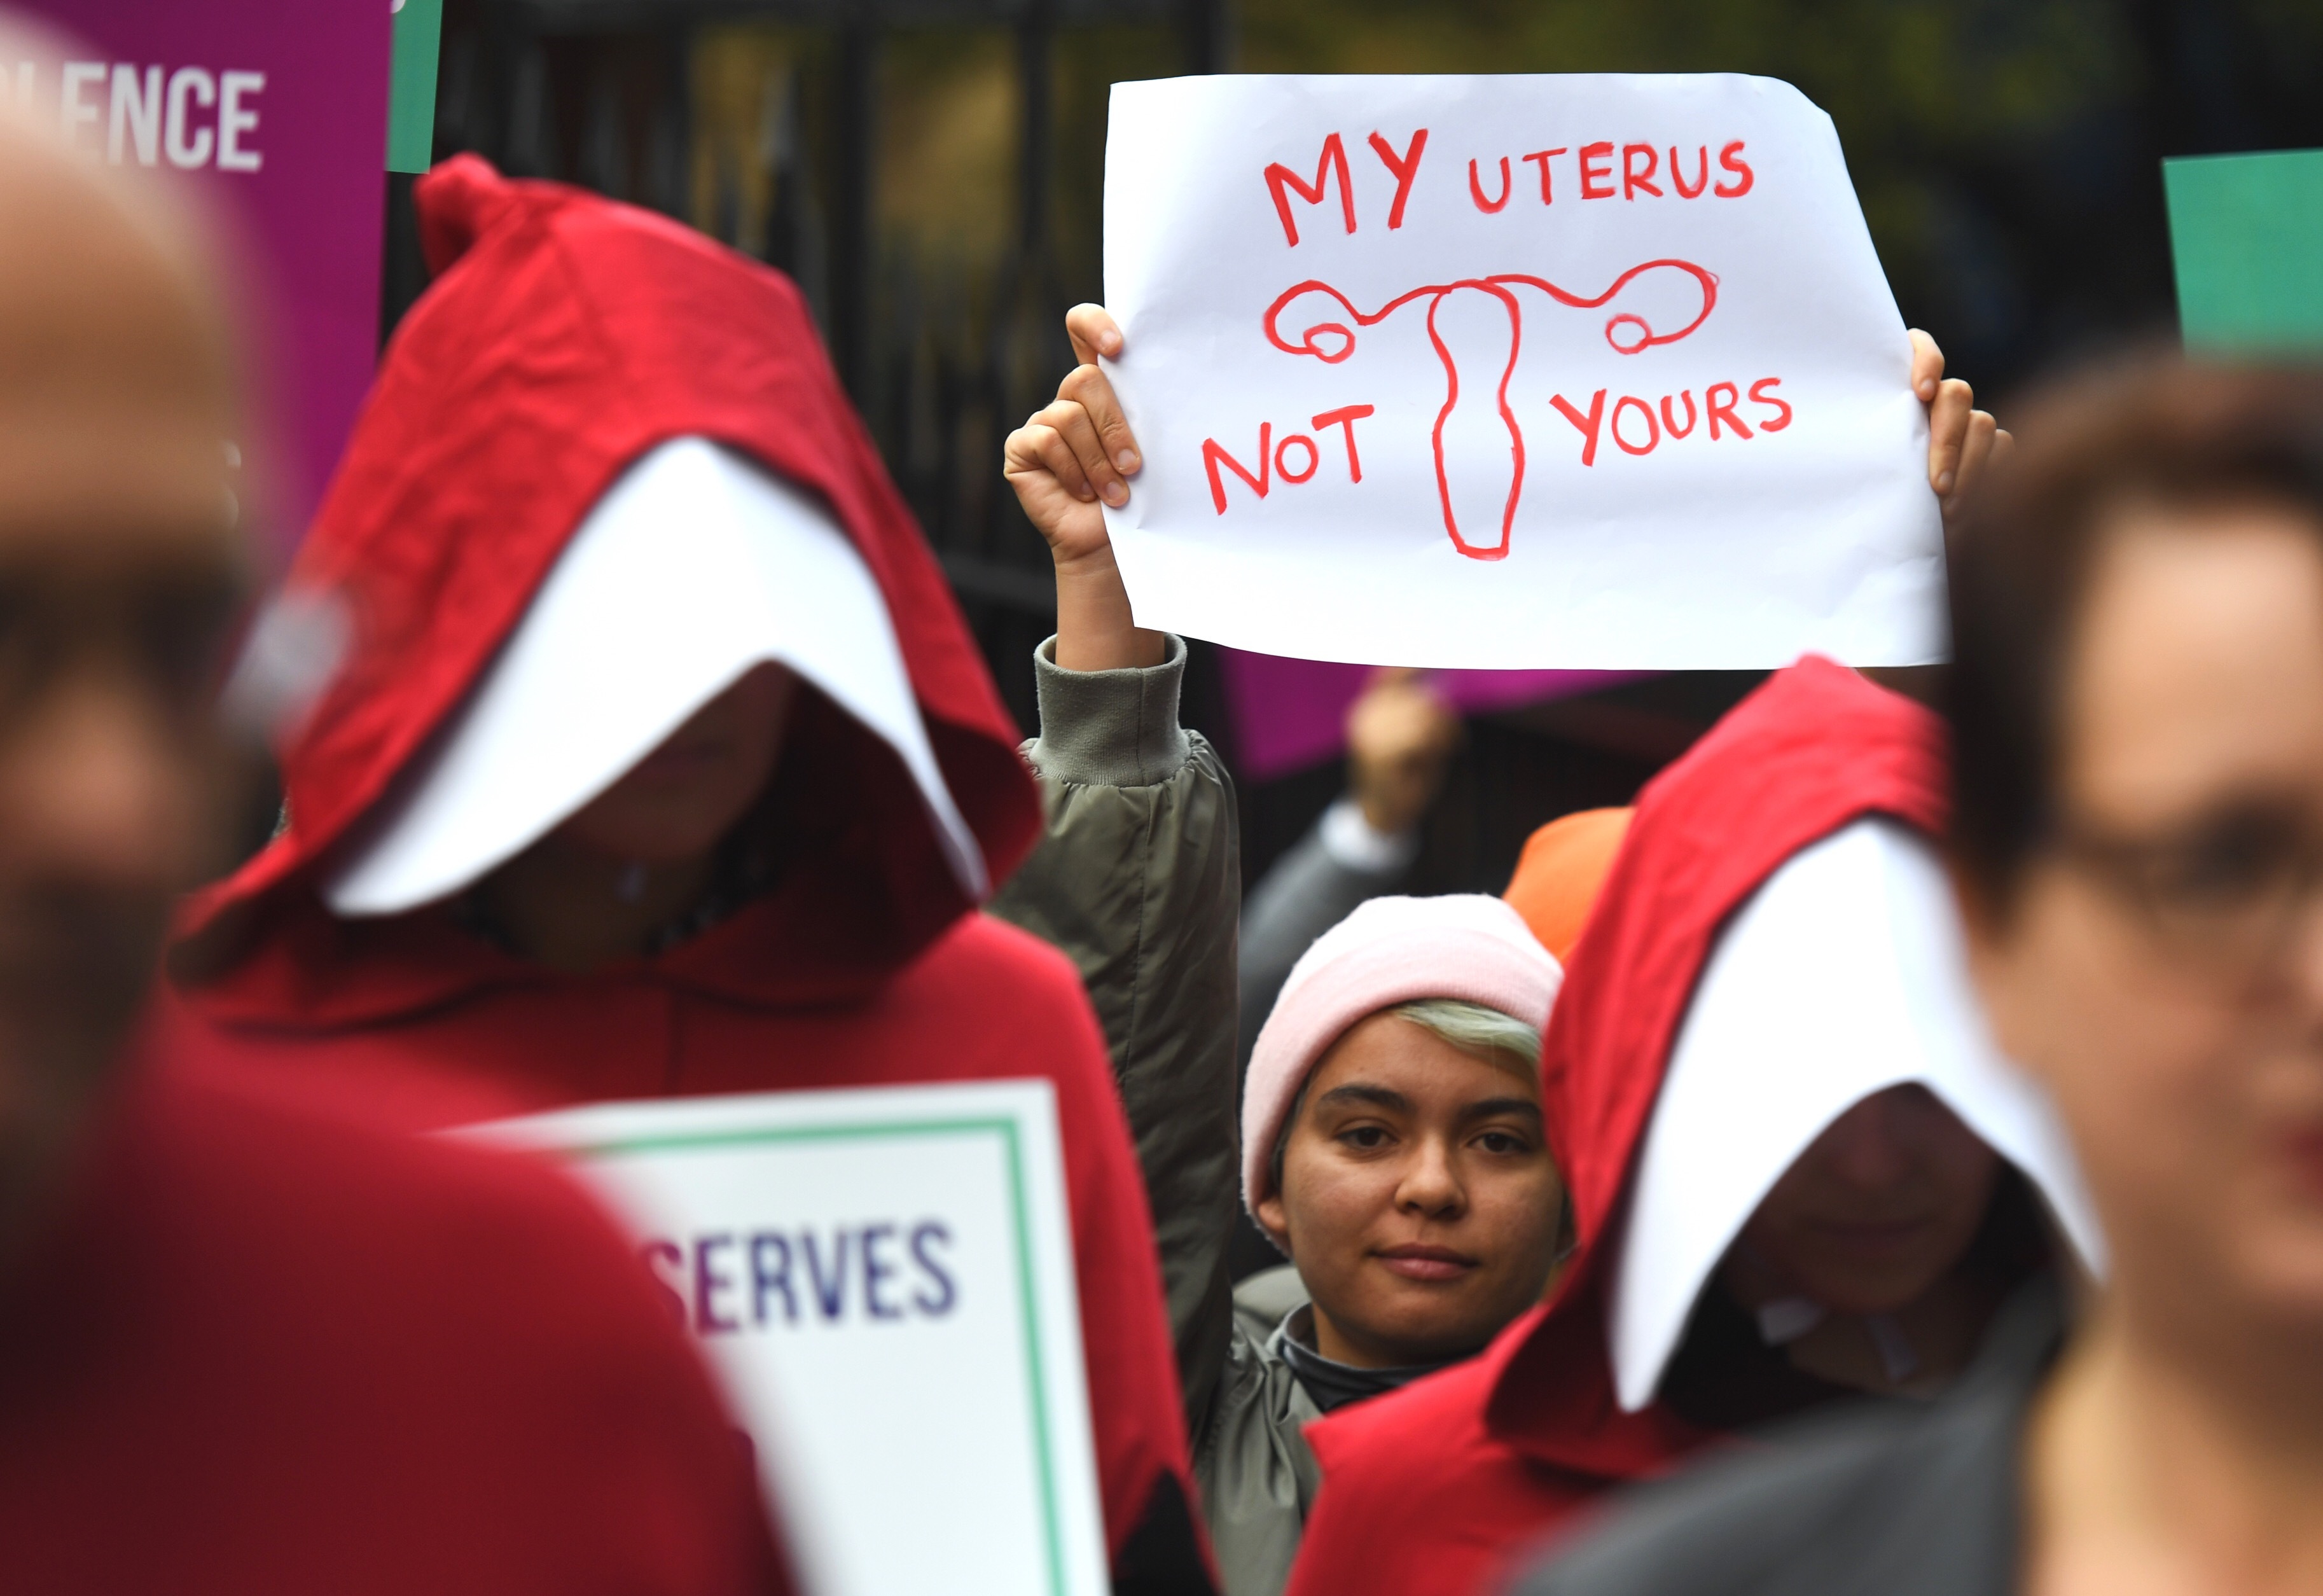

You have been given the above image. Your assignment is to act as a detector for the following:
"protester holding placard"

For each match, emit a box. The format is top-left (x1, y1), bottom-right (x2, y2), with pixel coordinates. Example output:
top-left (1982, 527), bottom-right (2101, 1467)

top-left (1510, 363), bottom-right (2323, 1596)
top-left (158, 156), bottom-right (1205, 1589)
top-left (1005, 305), bottom-right (1621, 1596)
top-left (1278, 658), bottom-right (2104, 1596)
top-left (0, 100), bottom-right (791, 1596)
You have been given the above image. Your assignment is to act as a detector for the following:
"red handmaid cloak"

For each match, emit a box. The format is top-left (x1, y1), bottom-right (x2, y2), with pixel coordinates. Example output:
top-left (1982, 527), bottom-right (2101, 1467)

top-left (160, 155), bottom-right (1195, 1571)
top-left (1281, 658), bottom-right (1950, 1596)
top-left (0, 1061), bottom-right (793, 1594)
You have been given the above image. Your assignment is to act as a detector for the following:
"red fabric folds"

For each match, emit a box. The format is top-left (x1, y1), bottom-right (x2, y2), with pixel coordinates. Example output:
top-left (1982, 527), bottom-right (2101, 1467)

top-left (1284, 658), bottom-right (1949, 1596)
top-left (0, 1064), bottom-right (792, 1595)
top-left (179, 150), bottom-right (1037, 948)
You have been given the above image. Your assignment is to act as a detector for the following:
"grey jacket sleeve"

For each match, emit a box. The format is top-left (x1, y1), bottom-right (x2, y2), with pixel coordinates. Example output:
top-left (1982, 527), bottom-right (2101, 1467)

top-left (1197, 1316), bottom-right (1324, 1596)
top-left (1236, 803), bottom-right (1413, 1065)
top-left (988, 634), bottom-right (1242, 1439)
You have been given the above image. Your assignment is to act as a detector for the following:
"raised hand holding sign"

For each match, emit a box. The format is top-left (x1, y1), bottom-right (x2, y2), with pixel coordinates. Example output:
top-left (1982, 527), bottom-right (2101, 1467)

top-left (1093, 74), bottom-right (1955, 669)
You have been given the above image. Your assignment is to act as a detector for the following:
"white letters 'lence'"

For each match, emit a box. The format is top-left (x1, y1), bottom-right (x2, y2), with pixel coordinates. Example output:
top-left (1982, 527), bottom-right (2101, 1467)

top-left (10, 59), bottom-right (264, 174)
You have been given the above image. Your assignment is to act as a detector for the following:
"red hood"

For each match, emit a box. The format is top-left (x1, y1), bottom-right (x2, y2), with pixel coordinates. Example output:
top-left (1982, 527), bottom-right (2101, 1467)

top-left (1482, 655), bottom-right (1948, 1475)
top-left (171, 155), bottom-right (1039, 1018)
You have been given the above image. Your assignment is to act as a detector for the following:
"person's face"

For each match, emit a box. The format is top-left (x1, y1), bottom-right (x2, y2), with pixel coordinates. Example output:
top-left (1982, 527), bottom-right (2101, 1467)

top-left (1736, 1084), bottom-right (2000, 1315)
top-left (1966, 505), bottom-right (2323, 1337)
top-left (554, 663), bottom-right (796, 863)
top-left (0, 146), bottom-right (244, 1256)
top-left (1256, 1011), bottom-right (1565, 1367)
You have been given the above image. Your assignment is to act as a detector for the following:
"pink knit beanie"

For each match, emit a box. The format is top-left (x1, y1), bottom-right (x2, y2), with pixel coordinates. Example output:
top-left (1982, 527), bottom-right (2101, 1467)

top-left (1243, 894), bottom-right (1563, 1212)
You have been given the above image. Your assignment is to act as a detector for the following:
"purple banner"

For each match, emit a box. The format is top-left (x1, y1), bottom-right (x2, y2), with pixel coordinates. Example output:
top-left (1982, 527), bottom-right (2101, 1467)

top-left (15, 1), bottom-right (392, 550)
top-left (1220, 650), bottom-right (1648, 781)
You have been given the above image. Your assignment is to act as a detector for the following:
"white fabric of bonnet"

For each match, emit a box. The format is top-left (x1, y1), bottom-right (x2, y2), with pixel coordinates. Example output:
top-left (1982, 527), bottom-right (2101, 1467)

top-left (1609, 816), bottom-right (2107, 1413)
top-left (323, 437), bottom-right (987, 915)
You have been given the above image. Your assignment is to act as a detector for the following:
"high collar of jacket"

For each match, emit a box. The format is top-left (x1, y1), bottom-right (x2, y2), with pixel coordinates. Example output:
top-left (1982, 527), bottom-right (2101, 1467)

top-left (1481, 655), bottom-right (1950, 1475)
top-left (169, 156), bottom-right (1038, 1020)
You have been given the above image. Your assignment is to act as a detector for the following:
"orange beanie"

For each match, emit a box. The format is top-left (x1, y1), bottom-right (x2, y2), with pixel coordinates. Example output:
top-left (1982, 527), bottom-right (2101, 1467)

top-left (1502, 807), bottom-right (1633, 964)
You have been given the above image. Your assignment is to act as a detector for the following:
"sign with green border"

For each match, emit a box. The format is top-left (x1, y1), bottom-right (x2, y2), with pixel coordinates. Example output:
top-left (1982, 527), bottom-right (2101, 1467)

top-left (2165, 148), bottom-right (2323, 354)
top-left (466, 1080), bottom-right (1109, 1596)
top-left (387, 0), bottom-right (443, 174)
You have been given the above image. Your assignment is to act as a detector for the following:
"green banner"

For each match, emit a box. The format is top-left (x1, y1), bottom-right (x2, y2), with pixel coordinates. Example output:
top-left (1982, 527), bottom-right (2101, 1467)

top-left (2165, 148), bottom-right (2323, 354)
top-left (388, 0), bottom-right (445, 174)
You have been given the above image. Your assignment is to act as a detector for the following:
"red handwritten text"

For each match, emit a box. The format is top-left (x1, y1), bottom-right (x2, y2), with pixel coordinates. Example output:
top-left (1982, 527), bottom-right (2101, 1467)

top-left (1265, 133), bottom-right (1753, 243)
top-left (1469, 156), bottom-right (1512, 213)
top-left (1203, 424), bottom-right (1272, 511)
top-left (1264, 135), bottom-right (1354, 247)
top-left (1369, 128), bottom-right (1429, 228)
top-left (1203, 407), bottom-right (1377, 513)
top-left (1267, 128), bottom-right (1429, 245)
top-left (1263, 261), bottom-right (1719, 558)
top-left (1312, 404), bottom-right (1377, 480)
top-left (1550, 378), bottom-right (1790, 463)
top-left (1522, 148), bottom-right (1567, 203)
top-left (1579, 142), bottom-right (1617, 199)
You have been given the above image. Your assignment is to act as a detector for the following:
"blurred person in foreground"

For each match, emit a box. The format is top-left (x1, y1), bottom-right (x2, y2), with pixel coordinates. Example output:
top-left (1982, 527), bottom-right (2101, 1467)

top-left (0, 66), bottom-right (788, 1596)
top-left (156, 156), bottom-right (1203, 1588)
top-left (1513, 361), bottom-right (2323, 1596)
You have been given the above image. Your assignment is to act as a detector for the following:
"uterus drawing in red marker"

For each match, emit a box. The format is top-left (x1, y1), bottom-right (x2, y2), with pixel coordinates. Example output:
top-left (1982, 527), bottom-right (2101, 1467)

top-left (1263, 260), bottom-right (1718, 560)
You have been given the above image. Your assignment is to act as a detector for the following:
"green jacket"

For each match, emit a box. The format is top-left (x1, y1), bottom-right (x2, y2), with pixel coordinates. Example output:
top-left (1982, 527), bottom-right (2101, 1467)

top-left (990, 637), bottom-right (1319, 1596)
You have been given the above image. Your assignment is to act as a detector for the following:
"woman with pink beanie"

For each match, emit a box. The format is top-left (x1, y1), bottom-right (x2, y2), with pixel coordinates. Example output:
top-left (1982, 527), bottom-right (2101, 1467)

top-left (1244, 896), bottom-right (1571, 1356)
top-left (1201, 892), bottom-right (1571, 1596)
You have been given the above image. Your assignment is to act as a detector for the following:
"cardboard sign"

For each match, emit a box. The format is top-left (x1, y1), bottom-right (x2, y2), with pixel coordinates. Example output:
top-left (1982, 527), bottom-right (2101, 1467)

top-left (1102, 74), bottom-right (1939, 669)
top-left (468, 1081), bottom-right (1109, 1596)
top-left (18, 3), bottom-right (392, 541)
top-left (2165, 148), bottom-right (2323, 354)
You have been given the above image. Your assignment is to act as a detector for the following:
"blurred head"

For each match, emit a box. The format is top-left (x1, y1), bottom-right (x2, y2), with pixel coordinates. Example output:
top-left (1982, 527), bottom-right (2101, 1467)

top-left (1737, 1083), bottom-right (2001, 1315)
top-left (1948, 359), bottom-right (2323, 1350)
top-left (0, 115), bottom-right (246, 1255)
top-left (552, 663), bottom-right (797, 863)
top-left (1256, 999), bottom-right (1565, 1367)
top-left (470, 663), bottom-right (799, 971)
top-left (1345, 667), bottom-right (1461, 838)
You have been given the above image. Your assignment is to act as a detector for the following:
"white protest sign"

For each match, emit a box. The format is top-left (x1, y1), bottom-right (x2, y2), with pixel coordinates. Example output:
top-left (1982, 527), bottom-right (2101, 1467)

top-left (467, 1081), bottom-right (1107, 1596)
top-left (1102, 74), bottom-right (1941, 669)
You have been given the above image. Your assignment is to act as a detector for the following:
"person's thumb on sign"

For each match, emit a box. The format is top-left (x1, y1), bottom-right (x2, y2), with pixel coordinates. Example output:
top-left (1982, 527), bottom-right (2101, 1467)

top-left (1909, 328), bottom-right (2013, 518)
top-left (1004, 305), bottom-right (1165, 673)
